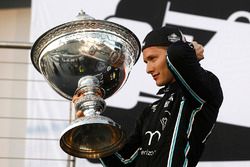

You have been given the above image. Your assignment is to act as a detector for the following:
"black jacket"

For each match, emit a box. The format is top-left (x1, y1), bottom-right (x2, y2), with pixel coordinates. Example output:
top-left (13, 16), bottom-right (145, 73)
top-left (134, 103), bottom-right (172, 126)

top-left (100, 41), bottom-right (223, 167)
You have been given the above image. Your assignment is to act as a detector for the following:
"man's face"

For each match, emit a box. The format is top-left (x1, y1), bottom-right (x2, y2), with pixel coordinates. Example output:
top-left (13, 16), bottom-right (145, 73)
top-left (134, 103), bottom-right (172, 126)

top-left (143, 46), bottom-right (175, 86)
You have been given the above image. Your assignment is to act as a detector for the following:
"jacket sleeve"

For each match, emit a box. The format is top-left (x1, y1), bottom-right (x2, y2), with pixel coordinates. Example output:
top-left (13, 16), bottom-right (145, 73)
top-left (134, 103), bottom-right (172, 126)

top-left (99, 106), bottom-right (148, 166)
top-left (167, 41), bottom-right (223, 106)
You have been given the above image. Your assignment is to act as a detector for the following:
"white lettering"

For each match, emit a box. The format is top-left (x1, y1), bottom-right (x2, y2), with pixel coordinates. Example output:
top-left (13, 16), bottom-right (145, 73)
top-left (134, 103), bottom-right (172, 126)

top-left (145, 131), bottom-right (161, 145)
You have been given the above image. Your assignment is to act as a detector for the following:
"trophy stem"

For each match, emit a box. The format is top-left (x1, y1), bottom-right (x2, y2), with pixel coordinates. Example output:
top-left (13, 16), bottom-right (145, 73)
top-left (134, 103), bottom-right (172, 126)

top-left (59, 75), bottom-right (126, 158)
top-left (74, 76), bottom-right (106, 116)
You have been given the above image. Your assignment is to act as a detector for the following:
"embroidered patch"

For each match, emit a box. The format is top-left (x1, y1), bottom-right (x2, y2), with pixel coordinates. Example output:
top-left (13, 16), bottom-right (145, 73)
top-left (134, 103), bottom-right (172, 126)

top-left (168, 33), bottom-right (181, 43)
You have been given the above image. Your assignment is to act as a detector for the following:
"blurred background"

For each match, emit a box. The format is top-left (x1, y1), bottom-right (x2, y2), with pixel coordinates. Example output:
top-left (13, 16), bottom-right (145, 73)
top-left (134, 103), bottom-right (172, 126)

top-left (0, 0), bottom-right (250, 167)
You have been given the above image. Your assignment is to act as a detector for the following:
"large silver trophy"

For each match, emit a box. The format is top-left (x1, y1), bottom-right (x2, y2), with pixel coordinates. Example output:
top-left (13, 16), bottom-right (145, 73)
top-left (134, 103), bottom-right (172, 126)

top-left (30, 12), bottom-right (141, 158)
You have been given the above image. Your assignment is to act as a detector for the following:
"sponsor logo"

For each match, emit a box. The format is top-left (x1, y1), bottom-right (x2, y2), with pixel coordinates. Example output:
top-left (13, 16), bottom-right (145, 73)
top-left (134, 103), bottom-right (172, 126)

top-left (140, 149), bottom-right (157, 156)
top-left (168, 33), bottom-right (181, 43)
top-left (145, 130), bottom-right (161, 146)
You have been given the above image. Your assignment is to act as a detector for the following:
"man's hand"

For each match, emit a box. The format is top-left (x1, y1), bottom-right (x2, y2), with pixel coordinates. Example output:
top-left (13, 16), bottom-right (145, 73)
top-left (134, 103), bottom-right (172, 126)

top-left (72, 93), bottom-right (84, 118)
top-left (75, 110), bottom-right (84, 118)
top-left (192, 41), bottom-right (204, 61)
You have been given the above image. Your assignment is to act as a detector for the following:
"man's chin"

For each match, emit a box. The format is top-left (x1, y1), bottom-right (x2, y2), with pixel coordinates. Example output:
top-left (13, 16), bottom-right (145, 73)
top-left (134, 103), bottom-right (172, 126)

top-left (156, 82), bottom-right (165, 87)
top-left (156, 78), bottom-right (175, 86)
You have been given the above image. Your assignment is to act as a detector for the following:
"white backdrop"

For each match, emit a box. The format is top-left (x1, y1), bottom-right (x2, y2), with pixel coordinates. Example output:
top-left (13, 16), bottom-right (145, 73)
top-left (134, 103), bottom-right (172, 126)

top-left (27, 0), bottom-right (250, 166)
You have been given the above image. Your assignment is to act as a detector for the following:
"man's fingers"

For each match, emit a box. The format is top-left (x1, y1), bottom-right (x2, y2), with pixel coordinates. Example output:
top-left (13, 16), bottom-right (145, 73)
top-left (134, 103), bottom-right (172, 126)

top-left (192, 41), bottom-right (204, 61)
top-left (76, 110), bottom-right (84, 118)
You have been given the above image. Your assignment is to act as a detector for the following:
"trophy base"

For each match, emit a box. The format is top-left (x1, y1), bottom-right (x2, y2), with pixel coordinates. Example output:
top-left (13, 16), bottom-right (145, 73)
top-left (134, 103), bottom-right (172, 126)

top-left (59, 115), bottom-right (126, 159)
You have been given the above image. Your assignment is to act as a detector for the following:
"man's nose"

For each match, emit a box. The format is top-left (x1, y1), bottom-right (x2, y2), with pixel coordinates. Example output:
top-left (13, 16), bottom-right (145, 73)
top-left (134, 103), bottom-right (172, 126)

top-left (146, 63), bottom-right (153, 74)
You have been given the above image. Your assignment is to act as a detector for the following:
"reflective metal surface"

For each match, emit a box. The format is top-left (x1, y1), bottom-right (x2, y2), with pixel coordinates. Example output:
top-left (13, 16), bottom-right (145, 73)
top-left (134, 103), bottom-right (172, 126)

top-left (30, 12), bottom-right (141, 158)
top-left (60, 115), bottom-right (126, 158)
top-left (31, 17), bottom-right (140, 100)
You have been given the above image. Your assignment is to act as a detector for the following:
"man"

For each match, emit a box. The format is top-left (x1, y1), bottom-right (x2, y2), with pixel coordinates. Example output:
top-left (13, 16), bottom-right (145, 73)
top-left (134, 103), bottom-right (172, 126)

top-left (77, 26), bottom-right (223, 166)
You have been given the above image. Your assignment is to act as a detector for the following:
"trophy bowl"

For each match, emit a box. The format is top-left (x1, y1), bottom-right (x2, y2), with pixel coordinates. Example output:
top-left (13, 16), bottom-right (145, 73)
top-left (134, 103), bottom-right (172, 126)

top-left (30, 12), bottom-right (141, 158)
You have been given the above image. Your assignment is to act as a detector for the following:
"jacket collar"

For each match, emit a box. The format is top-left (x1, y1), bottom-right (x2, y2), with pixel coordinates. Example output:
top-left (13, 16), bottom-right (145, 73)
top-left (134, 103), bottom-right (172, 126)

top-left (157, 81), bottom-right (178, 95)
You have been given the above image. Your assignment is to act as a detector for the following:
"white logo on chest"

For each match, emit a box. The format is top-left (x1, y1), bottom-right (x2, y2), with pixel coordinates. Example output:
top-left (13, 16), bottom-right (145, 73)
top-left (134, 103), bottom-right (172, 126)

top-left (160, 117), bottom-right (168, 131)
top-left (145, 131), bottom-right (161, 146)
top-left (164, 93), bottom-right (175, 108)
top-left (151, 104), bottom-right (158, 112)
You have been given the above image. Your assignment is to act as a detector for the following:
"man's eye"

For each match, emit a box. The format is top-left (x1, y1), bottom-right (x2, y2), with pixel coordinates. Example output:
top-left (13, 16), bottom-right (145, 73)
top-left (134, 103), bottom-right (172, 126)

top-left (148, 57), bottom-right (153, 61)
top-left (149, 57), bottom-right (156, 62)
